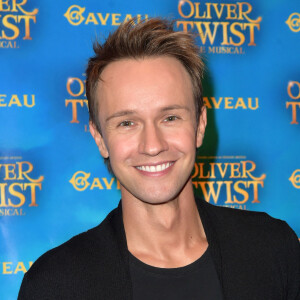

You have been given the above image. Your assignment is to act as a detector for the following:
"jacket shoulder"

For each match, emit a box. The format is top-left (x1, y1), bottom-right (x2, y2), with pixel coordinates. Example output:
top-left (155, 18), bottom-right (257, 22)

top-left (201, 199), bottom-right (295, 238)
top-left (18, 207), bottom-right (126, 299)
top-left (30, 207), bottom-right (118, 271)
top-left (201, 200), bottom-right (300, 298)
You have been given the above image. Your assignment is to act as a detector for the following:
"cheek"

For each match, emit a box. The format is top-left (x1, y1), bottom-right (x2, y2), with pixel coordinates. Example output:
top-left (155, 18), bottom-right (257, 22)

top-left (168, 127), bottom-right (197, 150)
top-left (107, 134), bottom-right (137, 163)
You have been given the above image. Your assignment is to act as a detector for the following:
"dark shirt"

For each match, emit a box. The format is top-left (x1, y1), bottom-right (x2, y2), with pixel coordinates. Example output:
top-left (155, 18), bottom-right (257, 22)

top-left (129, 247), bottom-right (224, 300)
top-left (18, 198), bottom-right (300, 299)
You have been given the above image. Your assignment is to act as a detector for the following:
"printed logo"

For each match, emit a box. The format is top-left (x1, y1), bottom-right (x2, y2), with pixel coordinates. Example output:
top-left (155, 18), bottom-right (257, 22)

top-left (65, 76), bottom-right (89, 131)
top-left (0, 0), bottom-right (38, 49)
top-left (64, 5), bottom-right (148, 26)
top-left (286, 13), bottom-right (300, 33)
top-left (69, 171), bottom-right (120, 191)
top-left (286, 81), bottom-right (300, 125)
top-left (69, 171), bottom-right (90, 191)
top-left (0, 158), bottom-right (44, 216)
top-left (0, 94), bottom-right (35, 108)
top-left (177, 1), bottom-right (262, 54)
top-left (204, 96), bottom-right (259, 110)
top-left (192, 156), bottom-right (266, 209)
top-left (289, 170), bottom-right (300, 189)
top-left (63, 5), bottom-right (85, 26)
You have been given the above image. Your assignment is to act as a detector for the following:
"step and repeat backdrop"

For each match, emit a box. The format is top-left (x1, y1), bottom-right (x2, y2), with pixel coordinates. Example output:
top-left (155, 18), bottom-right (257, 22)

top-left (0, 0), bottom-right (299, 298)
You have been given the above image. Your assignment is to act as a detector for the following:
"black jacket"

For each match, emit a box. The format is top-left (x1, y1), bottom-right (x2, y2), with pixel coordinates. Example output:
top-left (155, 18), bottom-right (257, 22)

top-left (18, 198), bottom-right (300, 299)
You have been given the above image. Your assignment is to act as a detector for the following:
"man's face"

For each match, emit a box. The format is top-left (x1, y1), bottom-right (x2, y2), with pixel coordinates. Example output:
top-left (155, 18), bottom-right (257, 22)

top-left (90, 56), bottom-right (206, 204)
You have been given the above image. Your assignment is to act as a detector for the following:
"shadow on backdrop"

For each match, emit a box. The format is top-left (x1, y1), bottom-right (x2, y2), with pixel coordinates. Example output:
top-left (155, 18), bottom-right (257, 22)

top-left (193, 62), bottom-right (219, 202)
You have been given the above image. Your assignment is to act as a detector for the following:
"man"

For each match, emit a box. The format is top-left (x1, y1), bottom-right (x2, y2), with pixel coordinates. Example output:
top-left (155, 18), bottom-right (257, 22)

top-left (18, 18), bottom-right (299, 300)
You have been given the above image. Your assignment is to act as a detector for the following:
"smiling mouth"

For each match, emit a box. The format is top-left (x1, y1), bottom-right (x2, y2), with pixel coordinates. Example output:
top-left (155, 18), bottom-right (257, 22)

top-left (135, 162), bottom-right (174, 173)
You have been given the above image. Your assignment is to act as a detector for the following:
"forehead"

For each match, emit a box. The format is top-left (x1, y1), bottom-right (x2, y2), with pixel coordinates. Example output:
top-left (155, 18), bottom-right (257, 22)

top-left (95, 56), bottom-right (194, 118)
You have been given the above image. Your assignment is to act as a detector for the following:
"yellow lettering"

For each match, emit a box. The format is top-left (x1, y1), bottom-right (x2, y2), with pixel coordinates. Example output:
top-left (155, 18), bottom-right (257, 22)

top-left (14, 262), bottom-right (27, 274)
top-left (17, 161), bottom-right (44, 183)
top-left (102, 177), bottom-right (115, 189)
top-left (233, 181), bottom-right (249, 203)
top-left (194, 2), bottom-right (206, 19)
top-left (235, 97), bottom-right (247, 109)
top-left (237, 2), bottom-right (262, 23)
top-left (210, 97), bottom-right (223, 109)
top-left (1, 15), bottom-right (19, 40)
top-left (67, 77), bottom-right (85, 97)
top-left (8, 183), bottom-right (25, 207)
top-left (112, 13), bottom-right (121, 26)
top-left (202, 97), bottom-right (212, 109)
top-left (0, 183), bottom-right (7, 206)
top-left (97, 13), bottom-right (110, 25)
top-left (224, 181), bottom-right (233, 203)
top-left (0, 94), bottom-right (6, 106)
top-left (248, 97), bottom-right (259, 110)
top-left (224, 97), bottom-right (234, 109)
top-left (90, 178), bottom-right (104, 190)
top-left (229, 23), bottom-right (245, 46)
top-left (85, 13), bottom-right (98, 25)
top-left (198, 181), bottom-right (223, 204)
top-left (65, 99), bottom-right (84, 123)
top-left (8, 94), bottom-right (22, 107)
top-left (0, 0), bottom-right (10, 11)
top-left (23, 95), bottom-right (35, 107)
top-left (212, 3), bottom-right (225, 19)
top-left (241, 161), bottom-right (266, 180)
top-left (244, 22), bottom-right (259, 46)
top-left (178, 0), bottom-right (194, 18)
top-left (226, 4), bottom-right (237, 19)
top-left (220, 22), bottom-right (230, 45)
top-left (3, 262), bottom-right (13, 274)
top-left (11, 0), bottom-right (38, 15)
top-left (229, 163), bottom-right (241, 178)
top-left (194, 21), bottom-right (219, 45)
top-left (286, 102), bottom-right (300, 124)
top-left (287, 81), bottom-right (300, 99)
top-left (248, 180), bottom-right (264, 203)
top-left (2, 164), bottom-right (16, 180)
top-left (216, 163), bottom-right (229, 178)
top-left (176, 20), bottom-right (194, 32)
top-left (19, 15), bottom-right (36, 40)
top-left (24, 183), bottom-right (41, 206)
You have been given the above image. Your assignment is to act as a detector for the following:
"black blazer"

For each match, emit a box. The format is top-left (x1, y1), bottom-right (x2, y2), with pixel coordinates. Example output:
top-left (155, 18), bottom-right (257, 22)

top-left (18, 198), bottom-right (300, 299)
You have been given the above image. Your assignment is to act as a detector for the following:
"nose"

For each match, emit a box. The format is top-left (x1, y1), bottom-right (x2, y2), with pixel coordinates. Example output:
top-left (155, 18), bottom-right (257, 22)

top-left (138, 123), bottom-right (168, 156)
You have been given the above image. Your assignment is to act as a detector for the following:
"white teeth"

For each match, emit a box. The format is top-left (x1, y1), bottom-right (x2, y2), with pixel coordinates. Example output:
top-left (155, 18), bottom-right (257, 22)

top-left (136, 162), bottom-right (173, 173)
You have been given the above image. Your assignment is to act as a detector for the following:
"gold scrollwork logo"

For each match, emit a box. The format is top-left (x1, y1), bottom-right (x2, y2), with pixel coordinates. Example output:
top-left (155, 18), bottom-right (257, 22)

top-left (69, 171), bottom-right (90, 191)
top-left (289, 169), bottom-right (300, 189)
top-left (286, 13), bottom-right (300, 32)
top-left (64, 5), bottom-right (86, 26)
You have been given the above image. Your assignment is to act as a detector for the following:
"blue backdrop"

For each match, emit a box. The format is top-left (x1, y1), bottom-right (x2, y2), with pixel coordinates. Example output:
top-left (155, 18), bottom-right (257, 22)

top-left (0, 1), bottom-right (299, 299)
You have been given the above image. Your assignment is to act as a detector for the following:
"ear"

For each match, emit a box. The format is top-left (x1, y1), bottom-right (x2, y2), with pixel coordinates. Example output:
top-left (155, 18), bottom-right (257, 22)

top-left (196, 106), bottom-right (207, 148)
top-left (89, 121), bottom-right (109, 158)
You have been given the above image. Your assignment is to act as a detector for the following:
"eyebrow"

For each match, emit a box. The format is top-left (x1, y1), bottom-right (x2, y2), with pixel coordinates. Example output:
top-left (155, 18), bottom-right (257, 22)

top-left (105, 105), bottom-right (191, 123)
top-left (105, 110), bottom-right (136, 123)
top-left (161, 105), bottom-right (191, 112)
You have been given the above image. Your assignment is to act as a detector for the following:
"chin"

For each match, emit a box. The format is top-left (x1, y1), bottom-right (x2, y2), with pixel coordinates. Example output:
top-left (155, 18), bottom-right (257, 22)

top-left (133, 186), bottom-right (184, 206)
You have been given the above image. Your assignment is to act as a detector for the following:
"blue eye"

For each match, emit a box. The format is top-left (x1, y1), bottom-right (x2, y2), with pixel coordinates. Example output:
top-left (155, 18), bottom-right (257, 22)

top-left (120, 120), bottom-right (134, 127)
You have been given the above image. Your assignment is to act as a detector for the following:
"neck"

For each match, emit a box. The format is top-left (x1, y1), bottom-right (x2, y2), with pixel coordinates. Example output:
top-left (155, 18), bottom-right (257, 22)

top-left (122, 181), bottom-right (208, 268)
